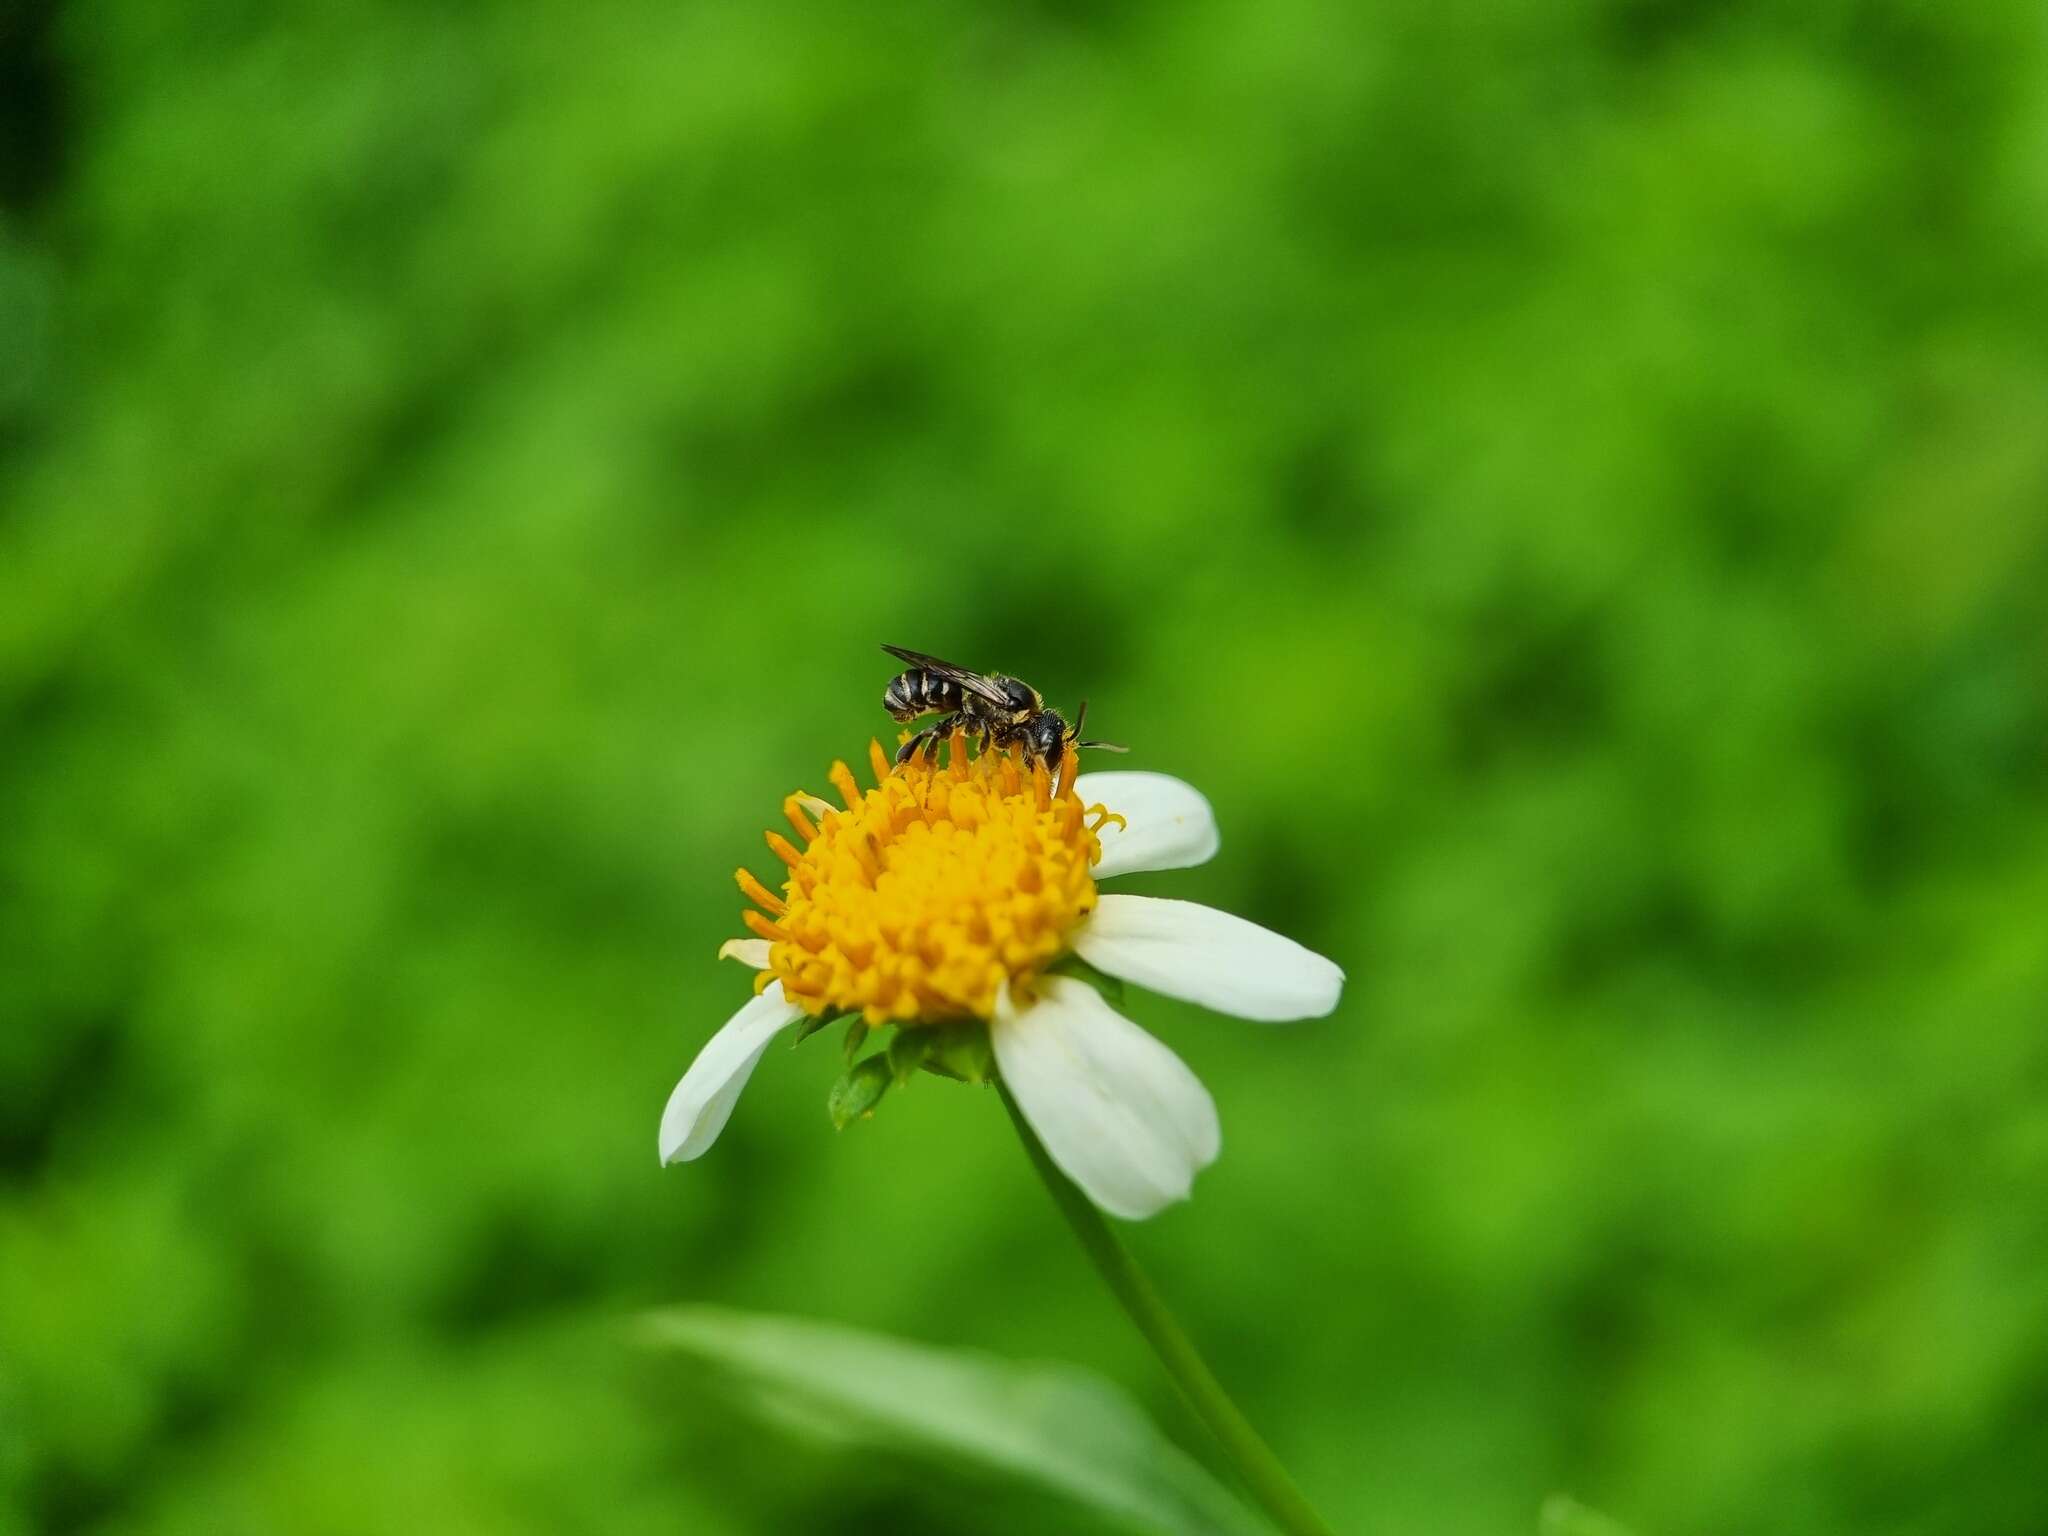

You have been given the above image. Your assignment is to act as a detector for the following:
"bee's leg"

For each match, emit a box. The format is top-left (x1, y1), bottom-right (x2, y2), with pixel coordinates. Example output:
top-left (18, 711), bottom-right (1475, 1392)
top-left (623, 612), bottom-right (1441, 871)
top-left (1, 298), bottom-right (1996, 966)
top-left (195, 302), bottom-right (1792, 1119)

top-left (893, 726), bottom-right (937, 765)
top-left (945, 707), bottom-right (987, 761)
top-left (895, 713), bottom-right (961, 765)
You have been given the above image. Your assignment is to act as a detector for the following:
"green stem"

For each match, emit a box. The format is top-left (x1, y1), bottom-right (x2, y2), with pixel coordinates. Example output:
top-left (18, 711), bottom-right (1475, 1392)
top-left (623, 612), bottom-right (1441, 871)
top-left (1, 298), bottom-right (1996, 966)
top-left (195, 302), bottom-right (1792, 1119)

top-left (999, 1083), bottom-right (1338, 1536)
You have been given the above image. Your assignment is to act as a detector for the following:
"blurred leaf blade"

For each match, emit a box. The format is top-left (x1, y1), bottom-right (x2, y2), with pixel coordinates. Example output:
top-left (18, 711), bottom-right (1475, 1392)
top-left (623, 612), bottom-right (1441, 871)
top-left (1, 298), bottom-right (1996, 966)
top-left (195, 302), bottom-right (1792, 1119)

top-left (1541, 1495), bottom-right (1640, 1536)
top-left (640, 1305), bottom-right (1270, 1536)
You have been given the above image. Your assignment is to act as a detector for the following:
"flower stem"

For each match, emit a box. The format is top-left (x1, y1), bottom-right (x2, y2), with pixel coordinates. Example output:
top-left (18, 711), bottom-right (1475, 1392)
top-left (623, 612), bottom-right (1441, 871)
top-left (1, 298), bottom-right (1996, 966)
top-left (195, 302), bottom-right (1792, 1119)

top-left (998, 1083), bottom-right (1338, 1536)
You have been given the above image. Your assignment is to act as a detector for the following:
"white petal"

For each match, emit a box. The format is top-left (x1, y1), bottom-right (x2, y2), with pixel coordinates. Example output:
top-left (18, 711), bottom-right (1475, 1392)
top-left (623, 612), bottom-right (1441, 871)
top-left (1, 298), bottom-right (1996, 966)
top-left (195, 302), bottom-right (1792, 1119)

top-left (1072, 894), bottom-right (1343, 1023)
top-left (717, 938), bottom-right (772, 969)
top-left (993, 976), bottom-right (1220, 1220)
top-left (659, 983), bottom-right (804, 1165)
top-left (1074, 772), bottom-right (1220, 880)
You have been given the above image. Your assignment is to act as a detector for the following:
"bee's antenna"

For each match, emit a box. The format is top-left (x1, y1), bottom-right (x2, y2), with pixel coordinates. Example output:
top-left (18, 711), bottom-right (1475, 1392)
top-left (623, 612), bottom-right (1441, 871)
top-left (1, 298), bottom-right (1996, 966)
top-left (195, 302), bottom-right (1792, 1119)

top-left (1068, 699), bottom-right (1128, 754)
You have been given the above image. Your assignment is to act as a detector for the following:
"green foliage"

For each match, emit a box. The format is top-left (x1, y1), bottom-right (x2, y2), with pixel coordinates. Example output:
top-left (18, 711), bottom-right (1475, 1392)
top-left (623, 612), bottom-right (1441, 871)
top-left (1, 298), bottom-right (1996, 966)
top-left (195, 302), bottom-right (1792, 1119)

top-left (1541, 1497), bottom-right (1640, 1536)
top-left (641, 1306), bottom-right (1266, 1536)
top-left (5, 0), bottom-right (2048, 1532)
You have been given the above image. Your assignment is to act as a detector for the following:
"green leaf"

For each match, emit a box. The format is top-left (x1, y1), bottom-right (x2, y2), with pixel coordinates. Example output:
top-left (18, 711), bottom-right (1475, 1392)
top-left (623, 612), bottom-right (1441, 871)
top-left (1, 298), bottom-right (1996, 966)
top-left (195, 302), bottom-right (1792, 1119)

top-left (886, 1027), bottom-right (933, 1086)
top-left (1540, 1496), bottom-right (1641, 1536)
top-left (640, 1306), bottom-right (1267, 1536)
top-left (827, 1055), bottom-right (892, 1129)
top-left (842, 1017), bottom-right (870, 1061)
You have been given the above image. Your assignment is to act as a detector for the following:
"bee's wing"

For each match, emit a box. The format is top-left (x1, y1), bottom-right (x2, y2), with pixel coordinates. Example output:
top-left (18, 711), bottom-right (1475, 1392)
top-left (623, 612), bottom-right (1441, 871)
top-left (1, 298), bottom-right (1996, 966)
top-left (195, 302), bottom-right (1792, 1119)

top-left (880, 644), bottom-right (1011, 707)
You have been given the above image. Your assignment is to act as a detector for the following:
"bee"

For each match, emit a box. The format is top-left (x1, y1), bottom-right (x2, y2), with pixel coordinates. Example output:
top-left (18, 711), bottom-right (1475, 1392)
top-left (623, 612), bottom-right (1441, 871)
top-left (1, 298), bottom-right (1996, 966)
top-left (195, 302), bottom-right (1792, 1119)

top-left (881, 644), bottom-right (1128, 767)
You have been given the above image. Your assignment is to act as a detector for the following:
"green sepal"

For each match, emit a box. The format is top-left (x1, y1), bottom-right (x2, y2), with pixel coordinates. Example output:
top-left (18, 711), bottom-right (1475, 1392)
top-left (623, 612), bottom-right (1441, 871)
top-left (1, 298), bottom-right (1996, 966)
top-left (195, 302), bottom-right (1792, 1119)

top-left (789, 1011), bottom-right (848, 1049)
top-left (921, 1020), bottom-right (994, 1085)
top-left (842, 1017), bottom-right (870, 1061)
top-left (1046, 953), bottom-right (1126, 1006)
top-left (828, 1055), bottom-right (892, 1129)
top-left (886, 1028), bottom-right (933, 1086)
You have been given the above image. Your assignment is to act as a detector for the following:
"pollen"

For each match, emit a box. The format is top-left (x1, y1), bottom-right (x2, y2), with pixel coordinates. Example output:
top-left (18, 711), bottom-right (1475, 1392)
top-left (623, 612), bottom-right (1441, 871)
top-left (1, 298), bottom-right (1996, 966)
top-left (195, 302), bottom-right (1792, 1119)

top-left (735, 733), bottom-right (1117, 1026)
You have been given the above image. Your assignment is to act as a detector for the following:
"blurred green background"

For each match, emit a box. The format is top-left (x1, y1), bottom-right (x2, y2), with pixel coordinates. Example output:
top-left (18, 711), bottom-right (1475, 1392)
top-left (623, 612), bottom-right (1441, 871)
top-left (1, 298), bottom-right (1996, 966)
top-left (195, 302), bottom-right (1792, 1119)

top-left (5, 0), bottom-right (2048, 1532)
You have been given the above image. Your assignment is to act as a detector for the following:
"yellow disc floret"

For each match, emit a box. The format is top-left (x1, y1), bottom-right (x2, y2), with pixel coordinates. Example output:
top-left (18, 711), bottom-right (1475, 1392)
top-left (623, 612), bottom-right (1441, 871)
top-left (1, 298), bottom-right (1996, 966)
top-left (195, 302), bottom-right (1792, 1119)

top-left (735, 734), bottom-right (1125, 1025)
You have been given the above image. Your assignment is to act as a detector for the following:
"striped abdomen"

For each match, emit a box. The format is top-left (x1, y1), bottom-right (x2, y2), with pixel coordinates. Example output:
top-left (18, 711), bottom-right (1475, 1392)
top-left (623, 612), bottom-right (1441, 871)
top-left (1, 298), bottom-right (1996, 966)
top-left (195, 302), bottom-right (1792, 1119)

top-left (883, 668), bottom-right (961, 721)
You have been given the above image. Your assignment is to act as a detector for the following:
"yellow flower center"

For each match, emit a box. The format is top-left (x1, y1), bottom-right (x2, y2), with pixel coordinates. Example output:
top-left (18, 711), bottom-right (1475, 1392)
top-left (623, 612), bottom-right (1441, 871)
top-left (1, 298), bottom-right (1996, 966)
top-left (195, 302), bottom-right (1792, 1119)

top-left (736, 735), bottom-right (1124, 1025)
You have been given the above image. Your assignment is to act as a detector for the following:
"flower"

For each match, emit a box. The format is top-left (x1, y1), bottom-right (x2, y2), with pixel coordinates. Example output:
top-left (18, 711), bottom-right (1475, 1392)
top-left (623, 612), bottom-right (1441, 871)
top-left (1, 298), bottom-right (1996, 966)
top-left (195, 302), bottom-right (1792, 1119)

top-left (659, 734), bottom-right (1343, 1219)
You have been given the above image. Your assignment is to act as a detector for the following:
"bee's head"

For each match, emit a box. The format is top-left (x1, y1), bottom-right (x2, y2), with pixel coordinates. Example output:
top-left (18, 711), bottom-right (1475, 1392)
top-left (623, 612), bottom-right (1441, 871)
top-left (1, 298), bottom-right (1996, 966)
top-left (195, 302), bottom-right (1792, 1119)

top-left (996, 676), bottom-right (1041, 719)
top-left (1026, 710), bottom-right (1068, 762)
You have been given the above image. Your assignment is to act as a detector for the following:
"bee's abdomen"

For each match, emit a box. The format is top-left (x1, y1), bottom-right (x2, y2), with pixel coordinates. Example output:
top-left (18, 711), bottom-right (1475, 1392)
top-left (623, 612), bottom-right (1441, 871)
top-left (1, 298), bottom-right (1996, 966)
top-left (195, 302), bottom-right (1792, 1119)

top-left (884, 669), bottom-right (959, 721)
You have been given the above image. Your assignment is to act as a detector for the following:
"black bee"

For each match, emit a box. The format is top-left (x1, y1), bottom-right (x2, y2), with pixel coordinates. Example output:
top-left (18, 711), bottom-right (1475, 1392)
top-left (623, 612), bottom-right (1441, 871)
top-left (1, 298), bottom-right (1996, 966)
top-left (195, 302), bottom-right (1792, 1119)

top-left (881, 645), bottom-right (1127, 767)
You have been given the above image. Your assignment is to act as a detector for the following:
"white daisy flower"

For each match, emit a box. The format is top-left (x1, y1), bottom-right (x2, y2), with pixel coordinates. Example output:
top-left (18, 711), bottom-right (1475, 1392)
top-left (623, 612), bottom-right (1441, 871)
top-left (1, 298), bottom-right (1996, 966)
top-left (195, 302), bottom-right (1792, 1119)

top-left (659, 737), bottom-right (1343, 1220)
